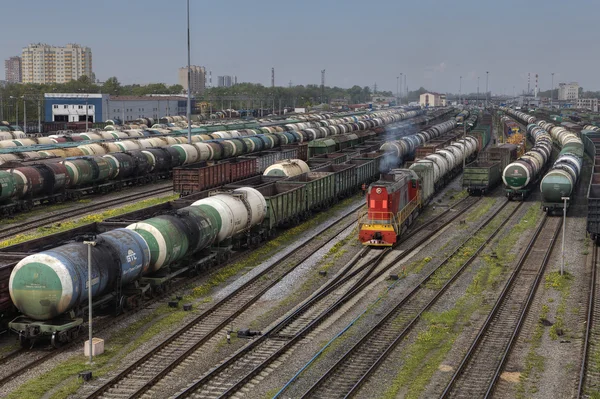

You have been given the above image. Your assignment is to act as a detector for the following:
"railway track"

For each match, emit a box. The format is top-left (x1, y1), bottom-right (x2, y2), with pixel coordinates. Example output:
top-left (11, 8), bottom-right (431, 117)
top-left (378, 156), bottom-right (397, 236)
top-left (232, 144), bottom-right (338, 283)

top-left (83, 201), bottom-right (365, 399)
top-left (0, 197), bottom-right (357, 385)
top-left (440, 214), bottom-right (561, 399)
top-left (299, 200), bottom-right (521, 399)
top-left (0, 184), bottom-right (174, 240)
top-left (578, 243), bottom-right (600, 398)
top-left (169, 196), bottom-right (482, 399)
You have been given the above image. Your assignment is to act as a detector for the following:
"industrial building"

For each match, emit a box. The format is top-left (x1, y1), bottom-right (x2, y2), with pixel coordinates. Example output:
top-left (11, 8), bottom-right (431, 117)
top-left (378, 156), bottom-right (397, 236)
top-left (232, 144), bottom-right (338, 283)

top-left (4, 56), bottom-right (21, 83)
top-left (558, 82), bottom-right (579, 101)
top-left (218, 75), bottom-right (235, 87)
top-left (419, 92), bottom-right (447, 107)
top-left (22, 43), bottom-right (93, 84)
top-left (576, 98), bottom-right (599, 112)
top-left (178, 65), bottom-right (206, 94)
top-left (44, 93), bottom-right (192, 123)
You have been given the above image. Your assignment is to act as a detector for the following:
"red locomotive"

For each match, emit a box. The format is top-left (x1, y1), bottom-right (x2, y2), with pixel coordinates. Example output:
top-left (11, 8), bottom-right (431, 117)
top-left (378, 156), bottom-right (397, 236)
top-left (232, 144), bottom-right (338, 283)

top-left (358, 169), bottom-right (422, 246)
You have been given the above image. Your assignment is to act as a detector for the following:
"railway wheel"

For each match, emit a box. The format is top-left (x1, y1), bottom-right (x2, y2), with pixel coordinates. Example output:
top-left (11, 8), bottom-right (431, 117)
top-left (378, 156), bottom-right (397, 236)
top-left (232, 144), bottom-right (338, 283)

top-left (18, 333), bottom-right (31, 349)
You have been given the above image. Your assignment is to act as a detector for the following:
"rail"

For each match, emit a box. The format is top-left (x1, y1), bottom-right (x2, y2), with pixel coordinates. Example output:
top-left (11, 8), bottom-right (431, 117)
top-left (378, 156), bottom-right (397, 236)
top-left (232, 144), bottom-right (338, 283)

top-left (172, 195), bottom-right (480, 399)
top-left (300, 200), bottom-right (519, 398)
top-left (578, 243), bottom-right (599, 398)
top-left (0, 184), bottom-right (173, 240)
top-left (84, 202), bottom-right (364, 399)
top-left (441, 214), bottom-right (561, 398)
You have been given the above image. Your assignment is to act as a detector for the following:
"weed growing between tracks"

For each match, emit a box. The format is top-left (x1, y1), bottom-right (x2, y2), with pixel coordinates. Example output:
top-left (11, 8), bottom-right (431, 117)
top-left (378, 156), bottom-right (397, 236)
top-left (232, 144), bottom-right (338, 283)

top-left (515, 304), bottom-right (548, 398)
top-left (0, 194), bottom-right (179, 248)
top-left (381, 206), bottom-right (542, 399)
top-left (465, 197), bottom-right (495, 223)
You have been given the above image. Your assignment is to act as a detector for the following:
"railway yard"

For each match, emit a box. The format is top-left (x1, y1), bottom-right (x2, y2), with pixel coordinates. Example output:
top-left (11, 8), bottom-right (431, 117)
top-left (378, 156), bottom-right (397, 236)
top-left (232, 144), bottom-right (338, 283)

top-left (0, 105), bottom-right (599, 399)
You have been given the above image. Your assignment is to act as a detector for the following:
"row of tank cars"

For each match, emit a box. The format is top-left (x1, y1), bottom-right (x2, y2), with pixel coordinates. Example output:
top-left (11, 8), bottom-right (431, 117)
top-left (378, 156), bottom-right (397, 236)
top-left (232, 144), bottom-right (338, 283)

top-left (3, 112), bottom-right (463, 347)
top-left (499, 107), bottom-right (584, 213)
top-left (0, 109), bottom-right (424, 216)
top-left (582, 125), bottom-right (600, 242)
top-left (359, 110), bottom-right (487, 246)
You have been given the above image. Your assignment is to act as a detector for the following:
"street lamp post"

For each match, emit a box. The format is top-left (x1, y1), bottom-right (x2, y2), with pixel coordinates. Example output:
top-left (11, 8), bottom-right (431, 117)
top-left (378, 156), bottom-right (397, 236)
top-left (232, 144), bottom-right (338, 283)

top-left (561, 197), bottom-right (569, 276)
top-left (396, 76), bottom-right (399, 105)
top-left (186, 0), bottom-right (192, 144)
top-left (551, 73), bottom-right (555, 109)
top-left (477, 76), bottom-right (480, 106)
top-left (37, 98), bottom-right (41, 133)
top-left (85, 96), bottom-right (89, 132)
top-left (459, 76), bottom-right (462, 105)
top-left (83, 239), bottom-right (97, 364)
top-left (22, 97), bottom-right (26, 133)
top-left (486, 71), bottom-right (489, 107)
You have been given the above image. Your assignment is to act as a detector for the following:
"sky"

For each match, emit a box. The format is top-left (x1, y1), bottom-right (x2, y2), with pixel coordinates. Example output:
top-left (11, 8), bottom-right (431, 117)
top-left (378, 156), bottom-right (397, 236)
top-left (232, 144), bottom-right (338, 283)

top-left (1, 0), bottom-right (598, 94)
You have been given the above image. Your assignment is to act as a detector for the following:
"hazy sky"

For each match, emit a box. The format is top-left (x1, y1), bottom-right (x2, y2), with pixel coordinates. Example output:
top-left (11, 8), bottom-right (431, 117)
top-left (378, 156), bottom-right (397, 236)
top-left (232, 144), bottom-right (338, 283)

top-left (2, 0), bottom-right (597, 94)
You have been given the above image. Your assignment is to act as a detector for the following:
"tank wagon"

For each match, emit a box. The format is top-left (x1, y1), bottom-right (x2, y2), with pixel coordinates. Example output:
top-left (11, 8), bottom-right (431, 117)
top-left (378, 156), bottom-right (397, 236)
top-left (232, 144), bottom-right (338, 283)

top-left (4, 113), bottom-right (457, 344)
top-left (584, 128), bottom-right (600, 242)
top-left (455, 110), bottom-right (470, 124)
top-left (537, 120), bottom-right (583, 213)
top-left (1, 109), bottom-right (425, 215)
top-left (502, 107), bottom-right (584, 208)
top-left (359, 134), bottom-right (478, 246)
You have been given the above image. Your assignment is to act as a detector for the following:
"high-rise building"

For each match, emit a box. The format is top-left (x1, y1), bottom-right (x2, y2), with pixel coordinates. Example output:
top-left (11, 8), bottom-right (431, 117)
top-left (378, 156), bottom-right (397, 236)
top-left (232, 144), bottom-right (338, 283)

top-left (4, 56), bottom-right (22, 83)
top-left (21, 43), bottom-right (93, 84)
top-left (178, 65), bottom-right (206, 94)
top-left (558, 82), bottom-right (579, 101)
top-left (217, 75), bottom-right (233, 87)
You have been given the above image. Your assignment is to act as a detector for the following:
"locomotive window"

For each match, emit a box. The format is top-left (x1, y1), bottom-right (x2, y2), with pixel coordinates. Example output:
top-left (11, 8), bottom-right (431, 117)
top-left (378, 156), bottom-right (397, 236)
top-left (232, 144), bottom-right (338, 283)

top-left (370, 200), bottom-right (375, 208)
top-left (382, 201), bottom-right (387, 209)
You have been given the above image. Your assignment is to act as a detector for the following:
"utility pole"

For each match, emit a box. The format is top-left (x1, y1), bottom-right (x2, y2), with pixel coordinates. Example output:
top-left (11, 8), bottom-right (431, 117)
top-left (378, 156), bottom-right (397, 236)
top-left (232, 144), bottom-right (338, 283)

top-left (321, 69), bottom-right (325, 104)
top-left (404, 74), bottom-right (407, 101)
top-left (84, 239), bottom-right (97, 365)
top-left (477, 76), bottom-right (480, 106)
top-left (85, 96), bottom-right (89, 131)
top-left (561, 197), bottom-right (569, 275)
top-left (551, 72), bottom-right (555, 109)
top-left (486, 71), bottom-right (489, 107)
top-left (271, 67), bottom-right (275, 88)
top-left (22, 97), bottom-right (26, 133)
top-left (37, 97), bottom-right (41, 133)
top-left (459, 76), bottom-right (462, 105)
top-left (186, 0), bottom-right (192, 144)
top-left (396, 76), bottom-right (399, 105)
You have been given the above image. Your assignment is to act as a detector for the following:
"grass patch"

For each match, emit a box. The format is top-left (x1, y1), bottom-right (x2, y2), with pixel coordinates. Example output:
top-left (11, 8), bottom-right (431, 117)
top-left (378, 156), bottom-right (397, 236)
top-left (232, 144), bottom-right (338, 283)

top-left (545, 271), bottom-right (573, 340)
top-left (381, 205), bottom-right (542, 399)
top-left (465, 197), bottom-right (495, 223)
top-left (0, 194), bottom-right (179, 249)
top-left (7, 304), bottom-right (189, 399)
top-left (516, 304), bottom-right (548, 398)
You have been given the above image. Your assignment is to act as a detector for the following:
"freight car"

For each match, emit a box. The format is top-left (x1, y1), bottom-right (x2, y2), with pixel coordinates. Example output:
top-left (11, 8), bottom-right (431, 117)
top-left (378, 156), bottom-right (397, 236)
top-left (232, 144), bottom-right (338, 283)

top-left (5, 134), bottom-right (408, 346)
top-left (502, 123), bottom-right (552, 200)
top-left (463, 144), bottom-right (518, 195)
top-left (502, 107), bottom-right (584, 209)
top-left (584, 129), bottom-right (600, 241)
top-left (359, 135), bottom-right (479, 246)
top-left (0, 109), bottom-right (424, 215)
top-left (537, 120), bottom-right (584, 213)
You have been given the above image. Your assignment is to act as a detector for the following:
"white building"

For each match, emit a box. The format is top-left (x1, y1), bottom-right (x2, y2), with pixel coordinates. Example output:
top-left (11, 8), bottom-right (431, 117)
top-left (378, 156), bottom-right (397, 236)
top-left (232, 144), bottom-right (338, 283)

top-left (22, 43), bottom-right (93, 84)
top-left (419, 92), bottom-right (446, 107)
top-left (178, 65), bottom-right (206, 94)
top-left (576, 98), bottom-right (599, 112)
top-left (558, 82), bottom-right (579, 101)
top-left (44, 93), bottom-right (191, 123)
